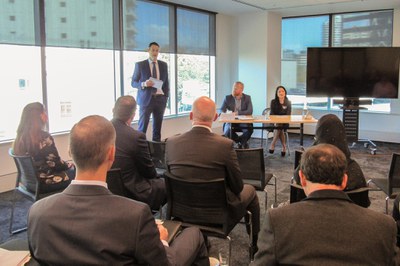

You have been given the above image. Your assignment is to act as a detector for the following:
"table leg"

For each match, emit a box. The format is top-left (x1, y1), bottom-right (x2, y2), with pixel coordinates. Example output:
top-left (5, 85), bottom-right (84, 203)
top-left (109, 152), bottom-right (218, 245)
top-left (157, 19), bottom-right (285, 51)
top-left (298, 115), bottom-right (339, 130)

top-left (300, 123), bottom-right (304, 146)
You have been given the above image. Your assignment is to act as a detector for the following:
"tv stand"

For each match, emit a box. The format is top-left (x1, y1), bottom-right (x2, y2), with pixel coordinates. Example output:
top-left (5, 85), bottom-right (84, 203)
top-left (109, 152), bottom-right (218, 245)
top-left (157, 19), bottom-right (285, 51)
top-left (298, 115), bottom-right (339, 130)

top-left (333, 98), bottom-right (377, 155)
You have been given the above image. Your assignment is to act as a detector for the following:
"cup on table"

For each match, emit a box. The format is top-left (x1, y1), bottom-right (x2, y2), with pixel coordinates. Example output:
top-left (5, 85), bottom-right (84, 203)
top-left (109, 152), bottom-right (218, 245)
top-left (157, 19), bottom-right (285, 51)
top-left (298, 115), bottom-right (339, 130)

top-left (218, 248), bottom-right (229, 266)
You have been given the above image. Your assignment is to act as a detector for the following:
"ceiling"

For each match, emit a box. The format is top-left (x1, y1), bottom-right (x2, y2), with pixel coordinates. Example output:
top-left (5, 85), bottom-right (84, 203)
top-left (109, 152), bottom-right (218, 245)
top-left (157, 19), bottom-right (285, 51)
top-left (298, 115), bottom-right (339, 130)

top-left (163, 0), bottom-right (400, 17)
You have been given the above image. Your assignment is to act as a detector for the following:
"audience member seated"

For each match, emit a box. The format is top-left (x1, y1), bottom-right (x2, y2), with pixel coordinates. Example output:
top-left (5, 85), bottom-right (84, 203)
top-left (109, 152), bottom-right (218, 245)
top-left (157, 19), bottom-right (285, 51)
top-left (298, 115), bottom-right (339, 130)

top-left (111, 96), bottom-right (166, 210)
top-left (13, 102), bottom-right (75, 193)
top-left (268, 85), bottom-right (291, 156)
top-left (252, 144), bottom-right (399, 265)
top-left (293, 114), bottom-right (369, 206)
top-left (393, 194), bottom-right (400, 247)
top-left (220, 81), bottom-right (253, 149)
top-left (166, 96), bottom-right (260, 255)
top-left (28, 115), bottom-right (209, 265)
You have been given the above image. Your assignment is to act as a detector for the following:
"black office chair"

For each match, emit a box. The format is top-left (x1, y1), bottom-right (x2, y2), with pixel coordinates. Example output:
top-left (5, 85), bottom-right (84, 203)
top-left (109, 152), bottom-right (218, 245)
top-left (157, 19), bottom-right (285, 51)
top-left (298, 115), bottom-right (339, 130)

top-left (290, 149), bottom-right (371, 207)
top-left (235, 148), bottom-right (276, 210)
top-left (106, 168), bottom-right (162, 217)
top-left (147, 140), bottom-right (167, 176)
top-left (8, 148), bottom-right (64, 234)
top-left (368, 153), bottom-right (400, 213)
top-left (290, 150), bottom-right (306, 203)
top-left (106, 168), bottom-right (127, 197)
top-left (164, 171), bottom-right (254, 263)
top-left (261, 108), bottom-right (290, 156)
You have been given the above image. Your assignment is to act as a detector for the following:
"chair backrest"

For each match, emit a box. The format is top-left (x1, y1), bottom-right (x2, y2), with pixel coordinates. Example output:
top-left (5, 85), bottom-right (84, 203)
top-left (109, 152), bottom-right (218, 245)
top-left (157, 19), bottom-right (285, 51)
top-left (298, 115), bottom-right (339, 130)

top-left (294, 149), bottom-right (304, 170)
top-left (147, 140), bottom-right (167, 169)
top-left (106, 168), bottom-right (127, 197)
top-left (262, 108), bottom-right (270, 116)
top-left (164, 171), bottom-right (229, 234)
top-left (235, 148), bottom-right (266, 190)
top-left (8, 148), bottom-right (39, 194)
top-left (388, 153), bottom-right (400, 195)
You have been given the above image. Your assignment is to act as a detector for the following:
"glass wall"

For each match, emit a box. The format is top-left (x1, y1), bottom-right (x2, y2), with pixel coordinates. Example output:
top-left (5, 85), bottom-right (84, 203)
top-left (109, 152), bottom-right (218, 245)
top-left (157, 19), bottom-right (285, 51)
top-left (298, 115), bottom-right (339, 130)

top-left (281, 10), bottom-right (394, 111)
top-left (0, 0), bottom-right (216, 142)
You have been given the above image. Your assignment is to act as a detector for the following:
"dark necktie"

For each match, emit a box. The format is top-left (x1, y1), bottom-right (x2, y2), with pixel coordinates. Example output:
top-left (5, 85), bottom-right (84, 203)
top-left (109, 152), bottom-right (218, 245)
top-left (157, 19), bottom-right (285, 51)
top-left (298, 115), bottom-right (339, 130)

top-left (152, 62), bottom-right (157, 79)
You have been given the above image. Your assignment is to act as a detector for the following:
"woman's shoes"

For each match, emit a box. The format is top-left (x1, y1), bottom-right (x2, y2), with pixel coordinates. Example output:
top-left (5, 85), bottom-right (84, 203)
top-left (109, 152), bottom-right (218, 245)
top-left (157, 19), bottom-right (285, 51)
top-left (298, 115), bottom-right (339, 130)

top-left (281, 151), bottom-right (286, 157)
top-left (269, 149), bottom-right (274, 154)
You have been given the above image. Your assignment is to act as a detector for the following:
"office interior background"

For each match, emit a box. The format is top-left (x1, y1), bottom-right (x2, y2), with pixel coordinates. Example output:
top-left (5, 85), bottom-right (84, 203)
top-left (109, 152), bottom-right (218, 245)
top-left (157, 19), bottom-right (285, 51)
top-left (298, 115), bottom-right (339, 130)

top-left (0, 0), bottom-right (399, 193)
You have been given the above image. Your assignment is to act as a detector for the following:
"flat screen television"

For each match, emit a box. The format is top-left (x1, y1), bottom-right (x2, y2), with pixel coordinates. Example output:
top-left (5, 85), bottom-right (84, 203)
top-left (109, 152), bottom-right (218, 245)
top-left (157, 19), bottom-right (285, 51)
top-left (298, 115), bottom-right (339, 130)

top-left (306, 47), bottom-right (400, 99)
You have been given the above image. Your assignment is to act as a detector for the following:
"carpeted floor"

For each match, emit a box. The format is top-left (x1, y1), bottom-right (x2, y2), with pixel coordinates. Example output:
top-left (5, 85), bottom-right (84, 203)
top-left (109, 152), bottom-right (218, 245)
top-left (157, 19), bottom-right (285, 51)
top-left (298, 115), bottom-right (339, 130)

top-left (1, 134), bottom-right (399, 265)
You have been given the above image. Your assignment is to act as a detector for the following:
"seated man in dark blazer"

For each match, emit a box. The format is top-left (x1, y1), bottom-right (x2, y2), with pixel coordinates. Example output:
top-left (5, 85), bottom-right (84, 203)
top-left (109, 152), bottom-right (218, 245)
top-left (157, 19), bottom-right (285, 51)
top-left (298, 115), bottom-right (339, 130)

top-left (252, 143), bottom-right (399, 265)
top-left (166, 96), bottom-right (260, 255)
top-left (28, 115), bottom-right (209, 265)
top-left (111, 95), bottom-right (166, 211)
top-left (220, 81), bottom-right (253, 148)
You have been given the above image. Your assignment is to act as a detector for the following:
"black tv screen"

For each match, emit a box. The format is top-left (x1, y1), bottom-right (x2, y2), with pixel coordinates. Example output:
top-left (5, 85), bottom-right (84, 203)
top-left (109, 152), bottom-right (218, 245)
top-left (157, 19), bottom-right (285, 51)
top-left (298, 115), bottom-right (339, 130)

top-left (306, 47), bottom-right (400, 99)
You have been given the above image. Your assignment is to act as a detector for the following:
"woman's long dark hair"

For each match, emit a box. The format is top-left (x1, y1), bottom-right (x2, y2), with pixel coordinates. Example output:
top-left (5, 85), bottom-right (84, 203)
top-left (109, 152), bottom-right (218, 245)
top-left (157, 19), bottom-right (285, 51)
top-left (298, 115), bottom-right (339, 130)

top-left (13, 102), bottom-right (46, 156)
top-left (274, 85), bottom-right (289, 103)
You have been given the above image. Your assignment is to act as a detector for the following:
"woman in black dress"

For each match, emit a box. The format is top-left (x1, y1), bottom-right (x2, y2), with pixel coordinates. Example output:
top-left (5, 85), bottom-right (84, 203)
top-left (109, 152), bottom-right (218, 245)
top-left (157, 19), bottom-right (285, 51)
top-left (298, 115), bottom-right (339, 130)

top-left (293, 114), bottom-right (370, 207)
top-left (269, 86), bottom-right (292, 156)
top-left (13, 102), bottom-right (75, 193)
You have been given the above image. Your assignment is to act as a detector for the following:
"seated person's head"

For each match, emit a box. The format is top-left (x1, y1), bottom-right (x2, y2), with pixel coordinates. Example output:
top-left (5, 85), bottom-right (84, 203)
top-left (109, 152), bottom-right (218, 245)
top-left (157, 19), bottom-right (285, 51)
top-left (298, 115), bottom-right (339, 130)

top-left (69, 115), bottom-right (116, 172)
top-left (299, 143), bottom-right (348, 195)
top-left (113, 95), bottom-right (137, 122)
top-left (231, 81), bottom-right (244, 97)
top-left (190, 96), bottom-right (217, 125)
top-left (314, 114), bottom-right (350, 159)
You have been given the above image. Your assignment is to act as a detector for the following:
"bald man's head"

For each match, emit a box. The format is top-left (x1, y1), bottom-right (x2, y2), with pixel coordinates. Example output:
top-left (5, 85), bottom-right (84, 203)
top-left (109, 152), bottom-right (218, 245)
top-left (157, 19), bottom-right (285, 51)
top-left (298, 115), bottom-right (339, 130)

top-left (69, 115), bottom-right (116, 171)
top-left (191, 96), bottom-right (217, 125)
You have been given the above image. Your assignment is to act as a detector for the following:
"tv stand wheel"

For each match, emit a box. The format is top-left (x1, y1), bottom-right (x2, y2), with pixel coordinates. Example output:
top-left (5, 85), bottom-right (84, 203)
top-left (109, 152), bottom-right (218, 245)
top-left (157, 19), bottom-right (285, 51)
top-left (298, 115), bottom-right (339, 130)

top-left (370, 149), bottom-right (377, 155)
top-left (364, 143), bottom-right (370, 148)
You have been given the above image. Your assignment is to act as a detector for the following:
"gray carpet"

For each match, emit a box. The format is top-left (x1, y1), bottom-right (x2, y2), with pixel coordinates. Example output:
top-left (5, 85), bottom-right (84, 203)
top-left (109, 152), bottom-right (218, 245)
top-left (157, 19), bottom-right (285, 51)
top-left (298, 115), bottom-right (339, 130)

top-left (1, 134), bottom-right (399, 265)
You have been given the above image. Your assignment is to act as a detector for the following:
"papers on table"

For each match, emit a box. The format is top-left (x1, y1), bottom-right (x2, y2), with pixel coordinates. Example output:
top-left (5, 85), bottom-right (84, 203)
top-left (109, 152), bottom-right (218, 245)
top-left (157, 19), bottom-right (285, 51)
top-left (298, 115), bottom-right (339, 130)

top-left (149, 77), bottom-right (164, 95)
top-left (220, 112), bottom-right (235, 120)
top-left (235, 115), bottom-right (254, 120)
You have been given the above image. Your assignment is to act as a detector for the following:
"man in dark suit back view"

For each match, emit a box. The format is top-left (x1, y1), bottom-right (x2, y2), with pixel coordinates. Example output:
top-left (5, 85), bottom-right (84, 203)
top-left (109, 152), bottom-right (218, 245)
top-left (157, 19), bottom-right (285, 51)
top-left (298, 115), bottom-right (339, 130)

top-left (28, 115), bottom-right (209, 265)
top-left (111, 95), bottom-right (166, 211)
top-left (166, 96), bottom-right (260, 255)
top-left (252, 143), bottom-right (399, 265)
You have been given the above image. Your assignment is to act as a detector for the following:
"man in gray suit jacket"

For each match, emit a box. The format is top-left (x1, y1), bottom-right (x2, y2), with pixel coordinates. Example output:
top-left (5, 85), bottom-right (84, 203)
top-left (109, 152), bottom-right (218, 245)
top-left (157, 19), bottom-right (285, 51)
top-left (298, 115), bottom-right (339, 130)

top-left (166, 96), bottom-right (260, 255)
top-left (28, 115), bottom-right (209, 265)
top-left (220, 81), bottom-right (253, 148)
top-left (252, 143), bottom-right (399, 265)
top-left (111, 95), bottom-right (166, 210)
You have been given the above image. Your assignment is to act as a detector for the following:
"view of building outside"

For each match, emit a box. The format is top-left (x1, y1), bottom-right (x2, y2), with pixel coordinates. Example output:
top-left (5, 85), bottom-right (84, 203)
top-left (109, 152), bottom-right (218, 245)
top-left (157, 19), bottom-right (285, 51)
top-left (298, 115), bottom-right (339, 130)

top-left (282, 10), bottom-right (393, 111)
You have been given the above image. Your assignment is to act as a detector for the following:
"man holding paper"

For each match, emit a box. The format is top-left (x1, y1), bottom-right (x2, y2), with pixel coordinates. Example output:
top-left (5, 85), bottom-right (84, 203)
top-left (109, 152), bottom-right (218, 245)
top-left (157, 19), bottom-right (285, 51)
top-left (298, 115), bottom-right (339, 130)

top-left (132, 42), bottom-right (169, 141)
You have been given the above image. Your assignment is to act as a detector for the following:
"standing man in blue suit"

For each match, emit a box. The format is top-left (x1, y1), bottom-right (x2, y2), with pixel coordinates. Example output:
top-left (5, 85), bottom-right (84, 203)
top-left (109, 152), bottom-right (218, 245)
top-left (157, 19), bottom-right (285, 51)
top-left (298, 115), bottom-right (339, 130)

top-left (132, 42), bottom-right (169, 141)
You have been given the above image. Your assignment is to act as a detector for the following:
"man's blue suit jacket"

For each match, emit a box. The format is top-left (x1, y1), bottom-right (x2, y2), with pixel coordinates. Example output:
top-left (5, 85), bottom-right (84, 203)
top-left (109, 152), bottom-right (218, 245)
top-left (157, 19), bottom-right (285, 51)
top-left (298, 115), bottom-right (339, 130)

top-left (131, 59), bottom-right (169, 107)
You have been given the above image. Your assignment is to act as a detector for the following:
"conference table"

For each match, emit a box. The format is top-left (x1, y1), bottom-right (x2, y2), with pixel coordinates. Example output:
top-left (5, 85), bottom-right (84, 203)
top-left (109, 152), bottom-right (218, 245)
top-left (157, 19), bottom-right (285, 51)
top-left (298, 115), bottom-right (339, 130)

top-left (218, 115), bottom-right (318, 147)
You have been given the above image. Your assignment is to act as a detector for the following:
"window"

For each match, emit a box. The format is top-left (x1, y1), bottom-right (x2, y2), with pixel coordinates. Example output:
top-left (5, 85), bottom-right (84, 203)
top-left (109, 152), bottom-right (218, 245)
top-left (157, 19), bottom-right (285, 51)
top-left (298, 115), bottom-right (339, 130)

top-left (9, 16), bottom-right (15, 21)
top-left (0, 0), bottom-right (216, 142)
top-left (45, 0), bottom-right (113, 49)
top-left (122, 0), bottom-right (215, 116)
top-left (45, 0), bottom-right (115, 132)
top-left (176, 8), bottom-right (215, 113)
top-left (45, 48), bottom-right (115, 132)
top-left (282, 10), bottom-right (394, 112)
top-left (0, 45), bottom-right (43, 141)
